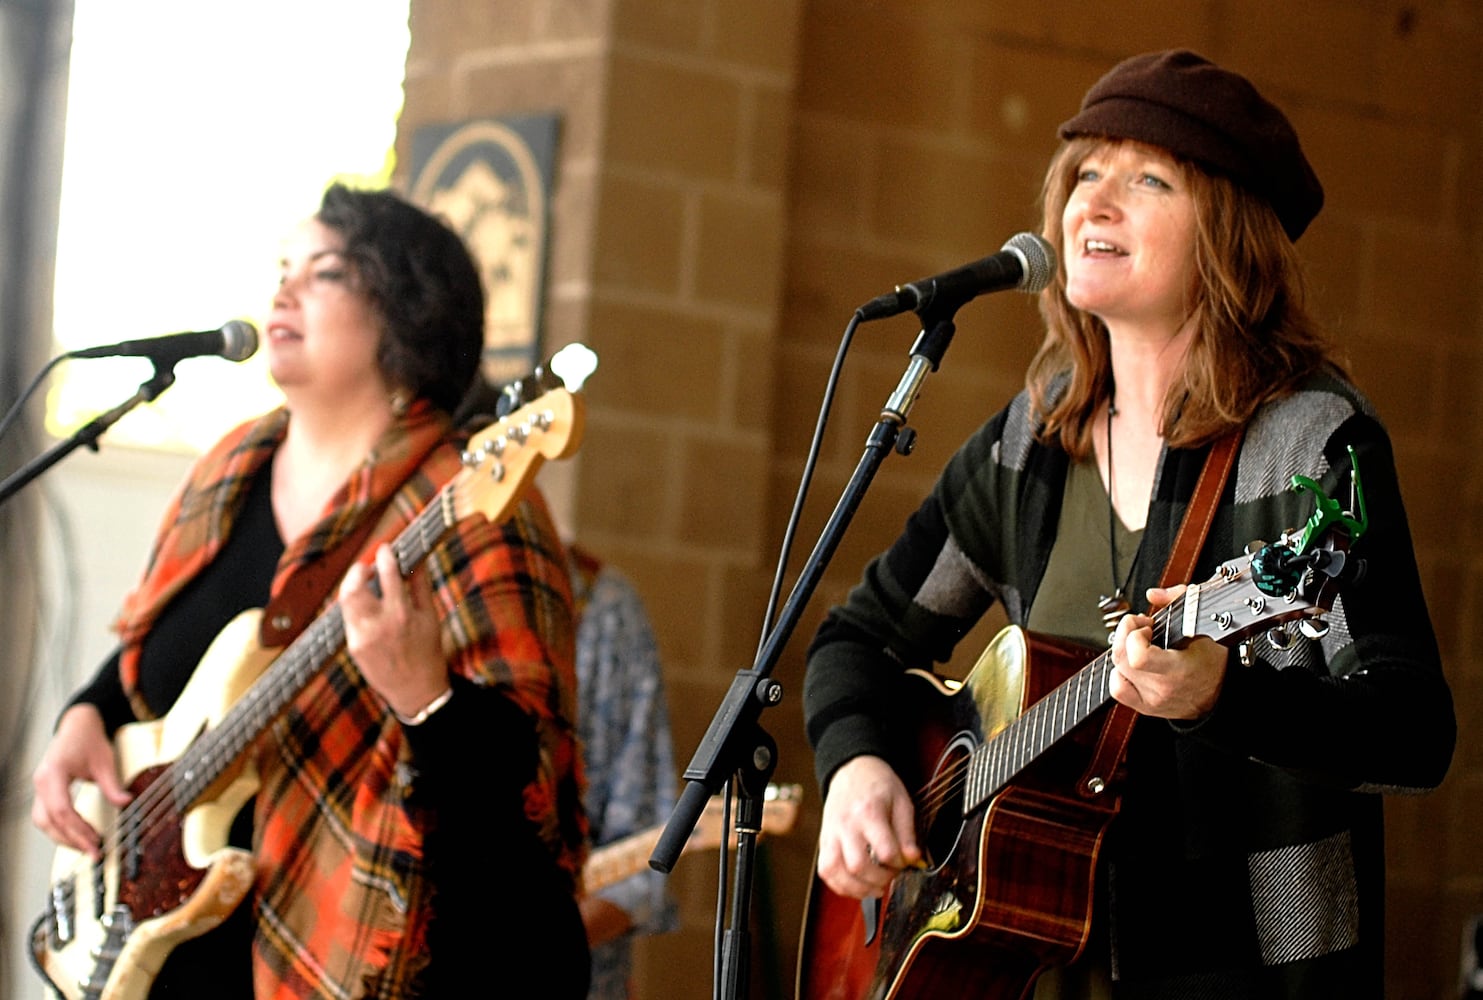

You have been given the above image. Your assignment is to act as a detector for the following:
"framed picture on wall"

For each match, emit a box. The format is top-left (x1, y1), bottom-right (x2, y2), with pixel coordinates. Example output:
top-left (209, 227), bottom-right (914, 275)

top-left (409, 113), bottom-right (560, 384)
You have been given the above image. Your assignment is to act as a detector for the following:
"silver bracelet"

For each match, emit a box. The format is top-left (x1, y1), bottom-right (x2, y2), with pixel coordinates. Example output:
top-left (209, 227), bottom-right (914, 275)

top-left (393, 687), bottom-right (454, 727)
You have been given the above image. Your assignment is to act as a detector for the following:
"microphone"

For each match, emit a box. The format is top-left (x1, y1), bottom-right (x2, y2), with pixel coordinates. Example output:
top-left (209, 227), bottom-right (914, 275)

top-left (856, 232), bottom-right (1057, 321)
top-left (70, 320), bottom-right (260, 365)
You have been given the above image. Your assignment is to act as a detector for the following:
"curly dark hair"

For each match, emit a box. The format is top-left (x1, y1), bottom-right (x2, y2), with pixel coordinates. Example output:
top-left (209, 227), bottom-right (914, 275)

top-left (315, 183), bottom-right (485, 414)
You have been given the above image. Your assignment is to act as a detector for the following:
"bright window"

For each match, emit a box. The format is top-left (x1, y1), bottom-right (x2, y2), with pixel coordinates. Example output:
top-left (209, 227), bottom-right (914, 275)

top-left (50, 0), bottom-right (412, 453)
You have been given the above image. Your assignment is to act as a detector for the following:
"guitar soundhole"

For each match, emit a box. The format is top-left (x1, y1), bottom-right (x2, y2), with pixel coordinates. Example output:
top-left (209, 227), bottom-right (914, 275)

top-left (917, 736), bottom-right (973, 869)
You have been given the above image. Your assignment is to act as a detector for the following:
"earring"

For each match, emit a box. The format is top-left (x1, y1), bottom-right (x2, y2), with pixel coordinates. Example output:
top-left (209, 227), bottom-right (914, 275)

top-left (390, 389), bottom-right (410, 417)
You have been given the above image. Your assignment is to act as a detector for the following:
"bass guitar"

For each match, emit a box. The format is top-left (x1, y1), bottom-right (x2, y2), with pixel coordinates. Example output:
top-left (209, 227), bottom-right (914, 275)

top-left (584, 782), bottom-right (803, 893)
top-left (797, 518), bottom-right (1362, 1000)
top-left (31, 384), bottom-right (584, 1000)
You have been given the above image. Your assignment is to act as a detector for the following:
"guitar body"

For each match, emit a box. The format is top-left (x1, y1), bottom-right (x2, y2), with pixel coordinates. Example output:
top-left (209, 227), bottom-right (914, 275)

top-left (798, 523), bottom-right (1355, 1000)
top-left (34, 611), bottom-right (278, 1000)
top-left (797, 626), bottom-right (1120, 1000)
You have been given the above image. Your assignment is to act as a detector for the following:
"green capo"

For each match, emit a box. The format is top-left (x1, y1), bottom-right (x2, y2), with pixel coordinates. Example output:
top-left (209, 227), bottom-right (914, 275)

top-left (1290, 444), bottom-right (1368, 555)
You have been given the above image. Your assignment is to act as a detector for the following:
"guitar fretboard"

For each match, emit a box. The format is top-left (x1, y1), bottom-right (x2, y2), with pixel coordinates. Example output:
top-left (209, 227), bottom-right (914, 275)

top-left (163, 491), bottom-right (456, 810)
top-left (960, 594), bottom-right (1187, 814)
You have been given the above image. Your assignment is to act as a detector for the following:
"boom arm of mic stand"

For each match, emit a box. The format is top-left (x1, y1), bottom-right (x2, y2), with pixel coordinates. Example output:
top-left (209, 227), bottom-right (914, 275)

top-left (649, 415), bottom-right (896, 873)
top-left (650, 312), bottom-right (959, 1000)
top-left (649, 314), bottom-right (958, 874)
top-left (0, 366), bottom-right (177, 506)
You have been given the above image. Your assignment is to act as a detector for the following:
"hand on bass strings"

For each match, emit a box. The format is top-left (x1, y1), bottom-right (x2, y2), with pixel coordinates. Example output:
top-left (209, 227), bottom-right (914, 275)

top-left (338, 543), bottom-right (452, 722)
top-left (1110, 584), bottom-right (1229, 721)
top-left (31, 703), bottom-right (132, 858)
top-left (817, 754), bottom-right (922, 900)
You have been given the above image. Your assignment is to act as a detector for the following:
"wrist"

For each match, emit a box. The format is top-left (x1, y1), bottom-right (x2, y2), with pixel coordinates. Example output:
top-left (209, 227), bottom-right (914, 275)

top-left (393, 686), bottom-right (454, 727)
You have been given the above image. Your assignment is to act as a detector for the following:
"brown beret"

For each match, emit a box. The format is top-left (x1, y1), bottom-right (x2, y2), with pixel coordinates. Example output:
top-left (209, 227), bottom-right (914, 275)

top-left (1058, 49), bottom-right (1323, 241)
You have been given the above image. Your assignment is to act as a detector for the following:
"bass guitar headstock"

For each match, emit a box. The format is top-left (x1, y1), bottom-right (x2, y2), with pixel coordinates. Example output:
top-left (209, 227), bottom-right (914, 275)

top-left (451, 346), bottom-right (595, 525)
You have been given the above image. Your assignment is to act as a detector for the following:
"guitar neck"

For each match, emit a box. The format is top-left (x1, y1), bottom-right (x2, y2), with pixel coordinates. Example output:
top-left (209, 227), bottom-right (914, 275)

top-left (168, 497), bottom-right (454, 809)
top-left (962, 597), bottom-right (1189, 814)
top-left (584, 783), bottom-right (803, 894)
top-left (585, 827), bottom-right (666, 895)
top-left (154, 384), bottom-right (585, 814)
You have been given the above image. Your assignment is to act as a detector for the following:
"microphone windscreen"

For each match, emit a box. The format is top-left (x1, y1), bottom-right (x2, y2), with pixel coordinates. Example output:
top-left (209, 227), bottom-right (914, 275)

top-left (1003, 232), bottom-right (1057, 294)
top-left (221, 320), bottom-right (259, 362)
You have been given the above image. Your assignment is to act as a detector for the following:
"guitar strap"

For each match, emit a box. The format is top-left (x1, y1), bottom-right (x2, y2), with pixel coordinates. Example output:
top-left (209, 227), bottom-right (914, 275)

top-left (1076, 427), bottom-right (1244, 800)
top-left (257, 495), bottom-right (398, 649)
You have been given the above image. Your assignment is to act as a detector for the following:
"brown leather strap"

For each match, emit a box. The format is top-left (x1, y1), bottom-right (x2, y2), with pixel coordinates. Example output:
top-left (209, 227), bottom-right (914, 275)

top-left (1077, 428), bottom-right (1243, 799)
top-left (258, 499), bottom-right (396, 649)
top-left (1157, 429), bottom-right (1243, 589)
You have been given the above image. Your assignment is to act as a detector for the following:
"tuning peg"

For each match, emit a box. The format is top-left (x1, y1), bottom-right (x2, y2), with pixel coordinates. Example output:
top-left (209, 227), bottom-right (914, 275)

top-left (1298, 619), bottom-right (1329, 640)
top-left (1266, 627), bottom-right (1294, 651)
top-left (549, 343), bottom-right (599, 391)
top-left (1245, 539), bottom-right (1268, 555)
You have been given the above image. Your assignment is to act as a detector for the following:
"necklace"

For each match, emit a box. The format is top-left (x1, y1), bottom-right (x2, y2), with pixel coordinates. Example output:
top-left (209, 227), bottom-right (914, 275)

top-left (1096, 398), bottom-right (1141, 637)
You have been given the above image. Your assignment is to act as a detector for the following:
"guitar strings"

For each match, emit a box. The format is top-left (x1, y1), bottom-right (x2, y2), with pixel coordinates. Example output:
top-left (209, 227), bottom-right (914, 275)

top-left (47, 497), bottom-right (454, 909)
top-left (58, 596), bottom-right (360, 895)
top-left (54, 646), bottom-right (310, 900)
top-left (904, 581), bottom-right (1217, 836)
top-left (908, 556), bottom-right (1281, 828)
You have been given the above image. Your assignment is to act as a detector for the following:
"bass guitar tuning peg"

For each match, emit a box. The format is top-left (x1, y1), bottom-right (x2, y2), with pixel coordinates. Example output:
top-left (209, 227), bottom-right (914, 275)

top-left (1266, 626), bottom-right (1294, 651)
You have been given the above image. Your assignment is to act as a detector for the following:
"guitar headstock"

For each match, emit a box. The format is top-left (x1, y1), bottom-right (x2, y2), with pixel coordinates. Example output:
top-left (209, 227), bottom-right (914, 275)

top-left (1171, 452), bottom-right (1370, 656)
top-left (1174, 528), bottom-right (1360, 651)
top-left (453, 386), bottom-right (585, 524)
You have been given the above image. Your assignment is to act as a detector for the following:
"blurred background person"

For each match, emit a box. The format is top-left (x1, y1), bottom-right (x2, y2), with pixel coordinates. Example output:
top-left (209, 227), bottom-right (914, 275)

top-left (570, 542), bottom-right (681, 1000)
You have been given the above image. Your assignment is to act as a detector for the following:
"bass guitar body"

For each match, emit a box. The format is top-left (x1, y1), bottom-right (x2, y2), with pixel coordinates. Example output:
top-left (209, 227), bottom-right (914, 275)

top-left (797, 626), bottom-right (1117, 1000)
top-left (33, 611), bottom-right (275, 1000)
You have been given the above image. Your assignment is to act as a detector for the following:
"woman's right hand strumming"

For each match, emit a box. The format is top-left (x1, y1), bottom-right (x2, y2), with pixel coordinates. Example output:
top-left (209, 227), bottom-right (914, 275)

top-left (31, 703), bottom-right (132, 858)
top-left (816, 753), bottom-right (922, 900)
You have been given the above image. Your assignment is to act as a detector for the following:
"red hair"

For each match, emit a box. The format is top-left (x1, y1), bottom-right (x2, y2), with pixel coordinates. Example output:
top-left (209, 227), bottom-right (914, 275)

top-left (1026, 137), bottom-right (1341, 460)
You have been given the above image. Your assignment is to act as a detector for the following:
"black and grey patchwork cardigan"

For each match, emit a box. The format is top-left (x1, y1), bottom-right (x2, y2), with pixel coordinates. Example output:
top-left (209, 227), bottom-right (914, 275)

top-left (804, 368), bottom-right (1455, 998)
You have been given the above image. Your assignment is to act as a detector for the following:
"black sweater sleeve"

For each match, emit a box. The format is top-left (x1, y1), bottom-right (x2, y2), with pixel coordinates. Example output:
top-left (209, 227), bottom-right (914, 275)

top-left (67, 649), bottom-right (135, 735)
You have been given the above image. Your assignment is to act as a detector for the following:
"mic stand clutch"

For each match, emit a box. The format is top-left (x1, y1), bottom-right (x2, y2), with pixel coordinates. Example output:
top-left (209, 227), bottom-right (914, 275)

top-left (0, 366), bottom-right (176, 506)
top-left (651, 309), bottom-right (961, 1000)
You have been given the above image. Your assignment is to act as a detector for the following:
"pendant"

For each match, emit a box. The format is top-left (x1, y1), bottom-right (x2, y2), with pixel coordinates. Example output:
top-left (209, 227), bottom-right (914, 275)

top-left (1097, 591), bottom-right (1131, 642)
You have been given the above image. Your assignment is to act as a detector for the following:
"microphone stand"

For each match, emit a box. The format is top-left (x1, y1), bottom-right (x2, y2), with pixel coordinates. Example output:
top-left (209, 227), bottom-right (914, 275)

top-left (651, 306), bottom-right (962, 1000)
top-left (0, 364), bottom-right (177, 507)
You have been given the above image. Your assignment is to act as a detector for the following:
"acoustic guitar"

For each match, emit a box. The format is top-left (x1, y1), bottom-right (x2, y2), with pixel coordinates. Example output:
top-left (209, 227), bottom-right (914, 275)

top-left (31, 385), bottom-right (584, 1000)
top-left (797, 526), bottom-right (1357, 1000)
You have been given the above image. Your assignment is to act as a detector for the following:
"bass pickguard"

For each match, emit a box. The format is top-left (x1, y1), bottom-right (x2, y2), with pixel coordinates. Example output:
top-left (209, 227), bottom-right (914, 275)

top-left (33, 612), bottom-right (272, 1000)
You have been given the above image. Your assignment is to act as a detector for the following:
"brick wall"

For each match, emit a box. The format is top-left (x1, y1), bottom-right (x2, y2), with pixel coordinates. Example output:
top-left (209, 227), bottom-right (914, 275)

top-left (400, 2), bottom-right (1483, 996)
